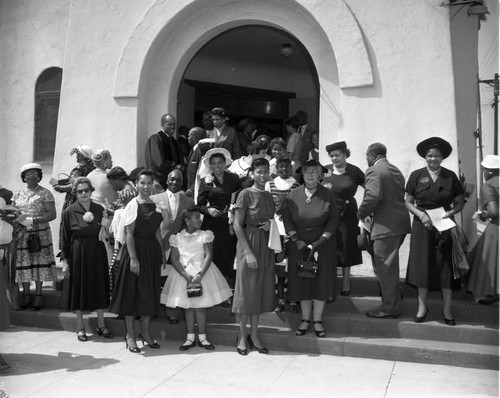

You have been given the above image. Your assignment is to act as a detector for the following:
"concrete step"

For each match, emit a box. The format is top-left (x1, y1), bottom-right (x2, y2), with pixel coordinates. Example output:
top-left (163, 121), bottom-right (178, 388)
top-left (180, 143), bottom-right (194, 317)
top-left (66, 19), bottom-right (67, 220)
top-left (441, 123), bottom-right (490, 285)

top-left (23, 285), bottom-right (499, 325)
top-left (9, 308), bottom-right (498, 370)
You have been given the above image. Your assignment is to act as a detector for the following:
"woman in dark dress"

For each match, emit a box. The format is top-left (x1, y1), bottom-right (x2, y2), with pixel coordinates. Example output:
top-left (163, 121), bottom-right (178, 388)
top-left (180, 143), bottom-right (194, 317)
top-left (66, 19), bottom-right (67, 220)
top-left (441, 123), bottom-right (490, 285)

top-left (233, 158), bottom-right (275, 355)
top-left (109, 170), bottom-right (164, 353)
top-left (197, 148), bottom-right (241, 306)
top-left (405, 137), bottom-right (465, 325)
top-left (283, 159), bottom-right (339, 338)
top-left (61, 177), bottom-right (112, 342)
top-left (467, 155), bottom-right (499, 304)
top-left (323, 141), bottom-right (365, 296)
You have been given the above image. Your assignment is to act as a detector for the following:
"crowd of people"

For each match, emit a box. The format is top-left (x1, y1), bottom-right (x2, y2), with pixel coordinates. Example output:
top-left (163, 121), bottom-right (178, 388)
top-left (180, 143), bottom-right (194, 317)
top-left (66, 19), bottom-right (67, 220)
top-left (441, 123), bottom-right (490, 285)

top-left (0, 106), bottom-right (498, 359)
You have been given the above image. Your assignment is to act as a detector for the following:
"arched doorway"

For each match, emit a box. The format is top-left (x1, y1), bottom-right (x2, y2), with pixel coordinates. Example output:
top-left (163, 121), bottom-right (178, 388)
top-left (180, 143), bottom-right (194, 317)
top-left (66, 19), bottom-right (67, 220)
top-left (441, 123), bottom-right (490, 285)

top-left (177, 25), bottom-right (319, 140)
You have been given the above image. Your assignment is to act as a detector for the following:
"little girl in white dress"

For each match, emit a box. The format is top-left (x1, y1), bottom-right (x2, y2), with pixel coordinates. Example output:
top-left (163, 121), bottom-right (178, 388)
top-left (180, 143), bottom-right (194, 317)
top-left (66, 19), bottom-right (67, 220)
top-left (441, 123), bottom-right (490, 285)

top-left (160, 206), bottom-right (232, 351)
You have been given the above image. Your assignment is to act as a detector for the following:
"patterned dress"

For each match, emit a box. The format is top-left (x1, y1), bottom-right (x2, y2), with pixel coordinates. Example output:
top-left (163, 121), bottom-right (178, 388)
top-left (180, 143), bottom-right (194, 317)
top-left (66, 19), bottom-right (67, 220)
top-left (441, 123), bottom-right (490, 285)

top-left (13, 186), bottom-right (55, 282)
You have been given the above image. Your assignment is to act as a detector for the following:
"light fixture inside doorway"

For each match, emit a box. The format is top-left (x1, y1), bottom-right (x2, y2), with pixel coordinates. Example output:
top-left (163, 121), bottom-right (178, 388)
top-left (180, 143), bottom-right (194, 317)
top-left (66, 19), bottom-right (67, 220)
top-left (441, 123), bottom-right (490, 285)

top-left (280, 43), bottom-right (293, 57)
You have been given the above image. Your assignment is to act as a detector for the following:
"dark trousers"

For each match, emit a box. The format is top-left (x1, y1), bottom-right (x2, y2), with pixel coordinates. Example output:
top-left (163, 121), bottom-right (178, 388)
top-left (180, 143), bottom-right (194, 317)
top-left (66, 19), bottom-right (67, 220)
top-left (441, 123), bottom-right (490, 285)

top-left (371, 235), bottom-right (406, 315)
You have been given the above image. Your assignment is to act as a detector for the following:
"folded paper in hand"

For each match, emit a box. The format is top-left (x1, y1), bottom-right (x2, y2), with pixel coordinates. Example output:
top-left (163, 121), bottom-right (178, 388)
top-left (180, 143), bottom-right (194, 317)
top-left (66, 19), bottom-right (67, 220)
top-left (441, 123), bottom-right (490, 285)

top-left (426, 207), bottom-right (456, 232)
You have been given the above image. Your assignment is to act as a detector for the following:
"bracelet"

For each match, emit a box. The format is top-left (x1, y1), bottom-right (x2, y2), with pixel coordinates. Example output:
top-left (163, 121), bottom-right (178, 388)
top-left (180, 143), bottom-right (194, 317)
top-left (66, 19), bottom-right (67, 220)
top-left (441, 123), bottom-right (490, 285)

top-left (320, 234), bottom-right (329, 241)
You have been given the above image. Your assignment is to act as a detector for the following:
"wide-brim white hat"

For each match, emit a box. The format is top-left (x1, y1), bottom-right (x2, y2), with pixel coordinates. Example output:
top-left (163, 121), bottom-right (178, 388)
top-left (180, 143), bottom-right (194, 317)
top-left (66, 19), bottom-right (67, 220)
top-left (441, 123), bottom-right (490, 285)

top-left (481, 155), bottom-right (500, 170)
top-left (202, 148), bottom-right (232, 168)
top-left (20, 162), bottom-right (42, 174)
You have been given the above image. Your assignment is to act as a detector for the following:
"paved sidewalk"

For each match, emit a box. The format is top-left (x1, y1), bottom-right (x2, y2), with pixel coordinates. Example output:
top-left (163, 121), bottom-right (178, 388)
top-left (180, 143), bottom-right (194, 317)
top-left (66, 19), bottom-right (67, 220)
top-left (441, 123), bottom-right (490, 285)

top-left (0, 326), bottom-right (497, 398)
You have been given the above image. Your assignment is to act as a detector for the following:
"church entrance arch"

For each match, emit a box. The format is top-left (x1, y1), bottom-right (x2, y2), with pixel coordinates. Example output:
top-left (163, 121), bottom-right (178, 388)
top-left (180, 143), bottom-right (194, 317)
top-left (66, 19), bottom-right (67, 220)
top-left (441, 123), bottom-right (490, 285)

top-left (112, 0), bottom-right (373, 165)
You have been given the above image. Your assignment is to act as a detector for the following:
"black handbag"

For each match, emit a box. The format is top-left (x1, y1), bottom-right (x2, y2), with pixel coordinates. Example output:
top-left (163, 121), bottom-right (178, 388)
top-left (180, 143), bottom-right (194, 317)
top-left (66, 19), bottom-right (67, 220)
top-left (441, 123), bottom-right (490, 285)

top-left (187, 282), bottom-right (203, 297)
top-left (27, 230), bottom-right (41, 253)
top-left (297, 258), bottom-right (318, 279)
top-left (27, 220), bottom-right (41, 253)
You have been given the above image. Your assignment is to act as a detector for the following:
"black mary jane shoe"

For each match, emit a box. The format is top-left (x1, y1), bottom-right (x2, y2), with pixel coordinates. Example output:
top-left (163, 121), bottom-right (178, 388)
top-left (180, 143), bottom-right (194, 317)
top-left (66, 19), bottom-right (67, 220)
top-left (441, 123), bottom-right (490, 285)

top-left (247, 336), bottom-right (268, 354)
top-left (124, 336), bottom-right (141, 353)
top-left (96, 326), bottom-right (114, 339)
top-left (295, 320), bottom-right (311, 336)
top-left (198, 339), bottom-right (215, 351)
top-left (340, 289), bottom-right (351, 297)
top-left (413, 308), bottom-right (429, 323)
top-left (313, 321), bottom-right (326, 338)
top-left (236, 336), bottom-right (248, 356)
top-left (76, 329), bottom-right (88, 342)
top-left (274, 302), bottom-right (285, 313)
top-left (179, 339), bottom-right (195, 351)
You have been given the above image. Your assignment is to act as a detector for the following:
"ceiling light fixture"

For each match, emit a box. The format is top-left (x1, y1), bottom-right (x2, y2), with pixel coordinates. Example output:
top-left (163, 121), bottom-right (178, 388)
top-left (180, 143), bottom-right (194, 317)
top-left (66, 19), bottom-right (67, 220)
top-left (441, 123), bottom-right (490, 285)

top-left (280, 43), bottom-right (293, 57)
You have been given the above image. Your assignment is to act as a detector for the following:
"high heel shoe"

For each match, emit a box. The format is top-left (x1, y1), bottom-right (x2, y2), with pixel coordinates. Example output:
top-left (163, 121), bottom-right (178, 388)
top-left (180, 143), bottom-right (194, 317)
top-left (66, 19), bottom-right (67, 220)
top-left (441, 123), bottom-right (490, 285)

top-left (413, 307), bottom-right (429, 323)
top-left (296, 320), bottom-right (311, 336)
top-left (96, 326), bottom-right (113, 339)
top-left (76, 329), bottom-right (87, 342)
top-left (247, 336), bottom-right (269, 354)
top-left (236, 336), bottom-right (248, 356)
top-left (18, 294), bottom-right (31, 310)
top-left (313, 321), bottom-right (326, 338)
top-left (138, 334), bottom-right (160, 349)
top-left (31, 294), bottom-right (42, 311)
top-left (124, 336), bottom-right (141, 353)
top-left (442, 311), bottom-right (456, 326)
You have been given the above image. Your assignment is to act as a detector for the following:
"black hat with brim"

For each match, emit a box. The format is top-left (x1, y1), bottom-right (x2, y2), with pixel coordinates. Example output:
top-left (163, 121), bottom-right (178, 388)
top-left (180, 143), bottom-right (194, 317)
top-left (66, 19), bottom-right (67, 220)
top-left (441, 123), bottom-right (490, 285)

top-left (296, 159), bottom-right (328, 174)
top-left (416, 137), bottom-right (452, 159)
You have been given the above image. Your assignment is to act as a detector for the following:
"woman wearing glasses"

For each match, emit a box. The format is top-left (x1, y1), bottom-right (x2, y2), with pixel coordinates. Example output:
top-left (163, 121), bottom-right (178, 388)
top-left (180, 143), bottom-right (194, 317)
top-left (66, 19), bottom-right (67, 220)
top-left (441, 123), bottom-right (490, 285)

top-left (60, 177), bottom-right (112, 342)
top-left (282, 159), bottom-right (339, 337)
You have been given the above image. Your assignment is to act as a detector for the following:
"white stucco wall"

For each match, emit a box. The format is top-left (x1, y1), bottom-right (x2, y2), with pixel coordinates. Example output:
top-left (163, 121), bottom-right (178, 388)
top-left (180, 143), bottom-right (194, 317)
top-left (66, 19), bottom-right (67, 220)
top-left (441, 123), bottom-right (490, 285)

top-left (0, 0), bottom-right (481, 252)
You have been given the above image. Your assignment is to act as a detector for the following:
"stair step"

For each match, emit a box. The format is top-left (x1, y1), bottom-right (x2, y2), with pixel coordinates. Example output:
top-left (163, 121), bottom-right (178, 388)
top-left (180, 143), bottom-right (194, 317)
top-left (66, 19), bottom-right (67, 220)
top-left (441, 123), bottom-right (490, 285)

top-left (9, 308), bottom-right (499, 370)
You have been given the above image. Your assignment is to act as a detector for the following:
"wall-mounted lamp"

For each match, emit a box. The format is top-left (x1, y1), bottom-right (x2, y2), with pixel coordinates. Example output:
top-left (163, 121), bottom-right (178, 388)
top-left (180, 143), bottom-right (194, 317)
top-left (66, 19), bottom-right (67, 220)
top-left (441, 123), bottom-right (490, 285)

top-left (280, 43), bottom-right (293, 57)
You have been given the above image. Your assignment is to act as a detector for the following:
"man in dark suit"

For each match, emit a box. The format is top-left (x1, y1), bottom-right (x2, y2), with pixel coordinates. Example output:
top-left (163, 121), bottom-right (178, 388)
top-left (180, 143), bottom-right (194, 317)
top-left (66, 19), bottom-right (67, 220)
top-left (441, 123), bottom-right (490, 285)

top-left (357, 143), bottom-right (411, 318)
top-left (236, 118), bottom-right (258, 156)
top-left (151, 169), bottom-right (195, 323)
top-left (145, 113), bottom-right (182, 190)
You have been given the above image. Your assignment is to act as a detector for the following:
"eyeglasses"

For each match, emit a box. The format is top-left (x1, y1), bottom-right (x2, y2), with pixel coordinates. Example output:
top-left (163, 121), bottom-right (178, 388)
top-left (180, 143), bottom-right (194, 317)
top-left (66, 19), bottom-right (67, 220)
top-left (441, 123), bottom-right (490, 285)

top-left (24, 171), bottom-right (39, 177)
top-left (303, 169), bottom-right (320, 175)
top-left (77, 188), bottom-right (90, 194)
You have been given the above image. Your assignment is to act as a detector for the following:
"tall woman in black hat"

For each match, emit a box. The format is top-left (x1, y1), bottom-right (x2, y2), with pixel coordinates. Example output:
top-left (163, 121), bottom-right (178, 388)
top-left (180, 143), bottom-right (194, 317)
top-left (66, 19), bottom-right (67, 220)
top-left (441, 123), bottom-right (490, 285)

top-left (405, 137), bottom-right (465, 325)
top-left (323, 141), bottom-right (365, 295)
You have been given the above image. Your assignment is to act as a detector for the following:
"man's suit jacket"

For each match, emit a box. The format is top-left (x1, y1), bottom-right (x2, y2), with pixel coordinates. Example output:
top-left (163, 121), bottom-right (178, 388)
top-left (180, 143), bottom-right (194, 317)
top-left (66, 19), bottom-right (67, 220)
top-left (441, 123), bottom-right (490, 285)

top-left (186, 146), bottom-right (204, 192)
top-left (357, 158), bottom-right (411, 240)
top-left (150, 190), bottom-right (194, 250)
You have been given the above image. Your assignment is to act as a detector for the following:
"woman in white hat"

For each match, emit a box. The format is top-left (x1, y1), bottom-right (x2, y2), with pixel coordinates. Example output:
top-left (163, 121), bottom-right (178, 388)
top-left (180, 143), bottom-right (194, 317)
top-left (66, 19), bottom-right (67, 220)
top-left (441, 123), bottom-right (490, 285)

top-left (13, 163), bottom-right (57, 310)
top-left (197, 148), bottom-right (241, 307)
top-left (467, 155), bottom-right (499, 304)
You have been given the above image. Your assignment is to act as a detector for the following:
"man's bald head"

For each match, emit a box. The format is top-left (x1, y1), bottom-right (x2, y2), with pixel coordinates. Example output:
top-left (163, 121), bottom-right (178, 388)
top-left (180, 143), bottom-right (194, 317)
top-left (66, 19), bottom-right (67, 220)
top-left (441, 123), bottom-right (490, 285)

top-left (160, 114), bottom-right (176, 135)
top-left (188, 127), bottom-right (207, 147)
top-left (166, 169), bottom-right (183, 193)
